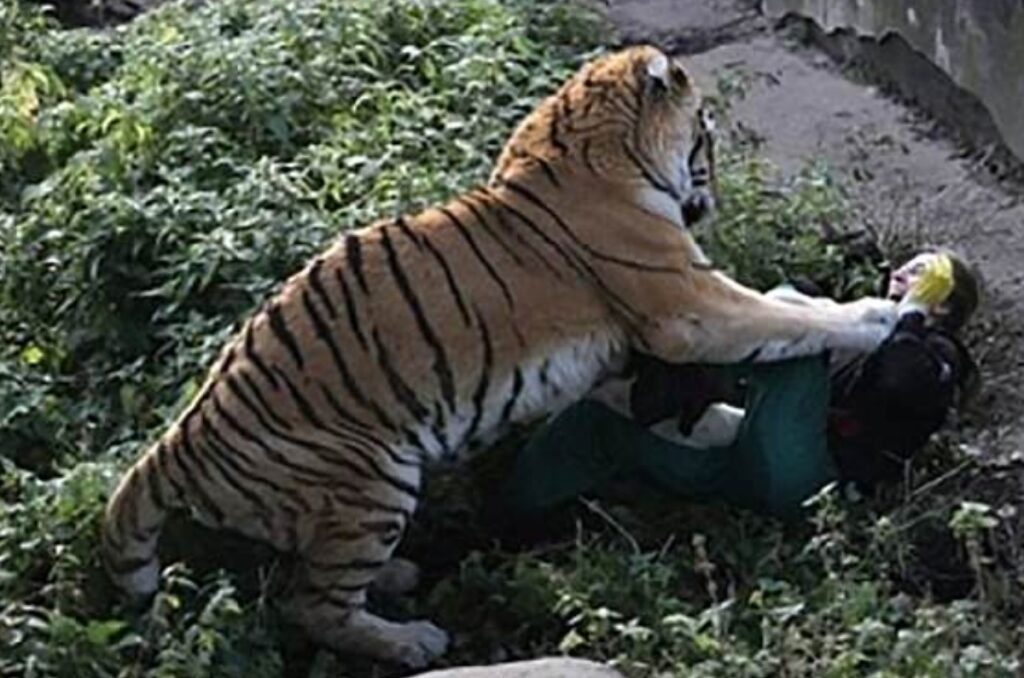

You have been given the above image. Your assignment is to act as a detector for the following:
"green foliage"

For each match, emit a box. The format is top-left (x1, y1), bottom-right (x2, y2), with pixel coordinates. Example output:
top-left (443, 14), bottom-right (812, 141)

top-left (0, 0), bottom-right (1021, 676)
top-left (706, 153), bottom-right (883, 301)
top-left (423, 484), bottom-right (1022, 677)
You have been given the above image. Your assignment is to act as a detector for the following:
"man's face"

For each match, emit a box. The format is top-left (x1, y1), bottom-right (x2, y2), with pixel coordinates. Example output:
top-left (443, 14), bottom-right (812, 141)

top-left (887, 252), bottom-right (939, 301)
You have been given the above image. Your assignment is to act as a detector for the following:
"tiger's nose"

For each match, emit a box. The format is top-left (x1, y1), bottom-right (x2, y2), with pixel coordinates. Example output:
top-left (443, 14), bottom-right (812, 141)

top-left (681, 192), bottom-right (714, 227)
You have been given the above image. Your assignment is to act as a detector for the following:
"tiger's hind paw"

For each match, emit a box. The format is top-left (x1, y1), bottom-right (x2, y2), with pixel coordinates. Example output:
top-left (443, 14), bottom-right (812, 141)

top-left (384, 620), bottom-right (450, 668)
top-left (321, 609), bottom-right (450, 668)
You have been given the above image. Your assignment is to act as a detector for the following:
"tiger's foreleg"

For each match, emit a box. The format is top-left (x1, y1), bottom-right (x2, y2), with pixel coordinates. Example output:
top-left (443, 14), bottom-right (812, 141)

top-left (643, 272), bottom-right (898, 364)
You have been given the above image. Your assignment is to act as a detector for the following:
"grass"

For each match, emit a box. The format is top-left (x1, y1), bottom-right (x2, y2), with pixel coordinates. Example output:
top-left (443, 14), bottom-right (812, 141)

top-left (0, 0), bottom-right (1022, 676)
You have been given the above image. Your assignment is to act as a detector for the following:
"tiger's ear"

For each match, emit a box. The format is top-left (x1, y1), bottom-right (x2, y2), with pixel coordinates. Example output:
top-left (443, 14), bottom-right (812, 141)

top-left (670, 58), bottom-right (691, 88)
top-left (645, 52), bottom-right (670, 90)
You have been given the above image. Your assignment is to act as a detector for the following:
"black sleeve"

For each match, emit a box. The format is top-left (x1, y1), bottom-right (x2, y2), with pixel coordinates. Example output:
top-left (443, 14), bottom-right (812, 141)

top-left (628, 353), bottom-right (731, 432)
top-left (845, 316), bottom-right (955, 456)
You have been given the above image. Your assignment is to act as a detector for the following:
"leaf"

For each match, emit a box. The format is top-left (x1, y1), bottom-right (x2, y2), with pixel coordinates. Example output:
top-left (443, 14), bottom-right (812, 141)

top-left (19, 345), bottom-right (44, 366)
top-left (85, 620), bottom-right (127, 646)
top-left (558, 629), bottom-right (586, 652)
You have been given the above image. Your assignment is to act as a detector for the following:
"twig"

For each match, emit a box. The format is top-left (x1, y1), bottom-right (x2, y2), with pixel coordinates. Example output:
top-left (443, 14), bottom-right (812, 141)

top-left (906, 459), bottom-right (973, 503)
top-left (579, 497), bottom-right (641, 557)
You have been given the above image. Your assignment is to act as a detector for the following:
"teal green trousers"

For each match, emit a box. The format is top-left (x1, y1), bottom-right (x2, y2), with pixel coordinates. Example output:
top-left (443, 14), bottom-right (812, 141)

top-left (497, 355), bottom-right (838, 522)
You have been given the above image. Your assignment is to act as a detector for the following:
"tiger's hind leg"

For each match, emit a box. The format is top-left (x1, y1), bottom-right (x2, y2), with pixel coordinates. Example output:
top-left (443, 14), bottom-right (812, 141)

top-left (280, 490), bottom-right (448, 668)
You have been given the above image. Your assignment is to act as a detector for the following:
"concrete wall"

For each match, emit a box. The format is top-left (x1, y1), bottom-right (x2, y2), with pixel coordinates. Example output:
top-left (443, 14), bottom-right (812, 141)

top-left (763, 0), bottom-right (1024, 163)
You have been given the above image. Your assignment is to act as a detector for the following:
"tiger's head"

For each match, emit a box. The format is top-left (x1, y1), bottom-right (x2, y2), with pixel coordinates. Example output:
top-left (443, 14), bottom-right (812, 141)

top-left (492, 45), bottom-right (716, 228)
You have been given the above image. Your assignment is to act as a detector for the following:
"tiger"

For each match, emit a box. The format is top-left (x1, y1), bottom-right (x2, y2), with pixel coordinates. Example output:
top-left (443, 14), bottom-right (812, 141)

top-left (101, 45), bottom-right (897, 668)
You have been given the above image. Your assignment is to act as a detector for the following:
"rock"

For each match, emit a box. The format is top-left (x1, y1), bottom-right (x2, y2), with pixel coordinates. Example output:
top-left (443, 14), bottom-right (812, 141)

top-left (763, 0), bottom-right (1024, 165)
top-left (587, 0), bottom-right (764, 54)
top-left (411, 658), bottom-right (624, 678)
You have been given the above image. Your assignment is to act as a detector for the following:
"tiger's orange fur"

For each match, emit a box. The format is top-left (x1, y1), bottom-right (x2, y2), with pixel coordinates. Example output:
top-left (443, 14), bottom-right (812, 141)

top-left (102, 46), bottom-right (896, 667)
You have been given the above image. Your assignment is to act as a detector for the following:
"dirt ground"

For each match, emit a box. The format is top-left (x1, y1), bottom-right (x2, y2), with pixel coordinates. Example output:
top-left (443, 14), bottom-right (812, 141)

top-left (594, 0), bottom-right (1024, 461)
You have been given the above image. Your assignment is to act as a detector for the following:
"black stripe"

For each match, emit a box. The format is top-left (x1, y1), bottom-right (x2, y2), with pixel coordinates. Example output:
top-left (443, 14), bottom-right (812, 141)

top-left (531, 154), bottom-right (562, 188)
top-left (345, 233), bottom-right (369, 294)
top-left (329, 580), bottom-right (378, 593)
top-left (307, 278), bottom-right (387, 421)
top-left (297, 289), bottom-right (393, 431)
top-left (370, 328), bottom-right (430, 421)
top-left (154, 441), bottom-right (187, 502)
top-left (454, 195), bottom-right (526, 267)
top-left (174, 430), bottom-right (227, 524)
top-left (316, 381), bottom-right (405, 451)
top-left (243, 321), bottom-right (280, 390)
top-left (500, 368), bottom-right (525, 425)
top-left (317, 521), bottom-right (373, 542)
top-left (438, 206), bottom-right (515, 310)
top-left (308, 258), bottom-right (338, 320)
top-left (581, 138), bottom-right (599, 174)
top-left (239, 371), bottom-right (293, 431)
top-left (500, 178), bottom-right (683, 275)
top-left (481, 193), bottom-right (566, 281)
top-left (622, 141), bottom-right (682, 202)
top-left (209, 393), bottom-right (330, 481)
top-left (479, 187), bottom-right (582, 273)
top-left (143, 455), bottom-right (168, 512)
top-left (225, 373), bottom-right (294, 439)
top-left (200, 415), bottom-right (312, 517)
top-left (503, 147), bottom-right (562, 189)
top-left (106, 554), bottom-right (155, 575)
top-left (301, 289), bottom-right (357, 397)
top-left (548, 110), bottom-right (569, 156)
top-left (225, 383), bottom-right (419, 503)
top-left (459, 307), bottom-right (493, 449)
top-left (538, 359), bottom-right (551, 386)
top-left (334, 269), bottom-right (370, 352)
top-left (485, 187), bottom-right (646, 329)
top-left (412, 225), bottom-right (473, 327)
top-left (380, 226), bottom-right (457, 412)
top-left (270, 362), bottom-right (329, 430)
top-left (267, 303), bottom-right (306, 369)
top-left (430, 402), bottom-right (451, 461)
top-left (358, 519), bottom-right (403, 537)
top-left (261, 367), bottom-right (420, 500)
top-left (305, 557), bottom-right (387, 573)
top-left (328, 490), bottom-right (411, 517)
top-left (210, 390), bottom-right (404, 513)
top-left (217, 349), bottom-right (236, 376)
top-left (341, 442), bottom-right (420, 499)
top-left (316, 382), bottom-right (417, 466)
top-left (546, 90), bottom-right (573, 156)
top-left (192, 417), bottom-right (277, 534)
top-left (395, 217), bottom-right (425, 252)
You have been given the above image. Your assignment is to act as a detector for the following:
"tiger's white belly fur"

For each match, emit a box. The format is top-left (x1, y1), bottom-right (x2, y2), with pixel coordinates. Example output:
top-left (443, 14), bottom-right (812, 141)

top-left (404, 329), bottom-right (628, 464)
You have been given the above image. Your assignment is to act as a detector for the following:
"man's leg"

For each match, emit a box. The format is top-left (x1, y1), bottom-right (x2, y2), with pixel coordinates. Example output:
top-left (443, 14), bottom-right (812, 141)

top-left (714, 354), bottom-right (838, 520)
top-left (496, 400), bottom-right (646, 516)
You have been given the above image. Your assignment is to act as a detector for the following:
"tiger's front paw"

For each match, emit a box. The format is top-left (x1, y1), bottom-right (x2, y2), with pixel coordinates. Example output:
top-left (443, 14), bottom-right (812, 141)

top-left (839, 297), bottom-right (898, 350)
